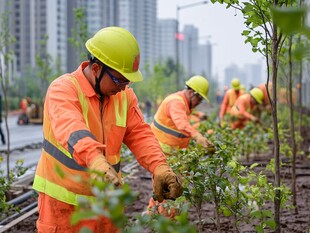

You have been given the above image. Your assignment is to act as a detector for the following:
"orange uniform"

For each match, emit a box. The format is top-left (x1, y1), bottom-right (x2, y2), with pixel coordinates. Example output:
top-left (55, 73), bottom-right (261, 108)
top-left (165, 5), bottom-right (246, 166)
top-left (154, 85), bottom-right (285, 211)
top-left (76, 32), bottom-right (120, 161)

top-left (230, 93), bottom-right (257, 129)
top-left (258, 83), bottom-right (271, 106)
top-left (148, 91), bottom-right (200, 217)
top-left (33, 62), bottom-right (167, 232)
top-left (219, 88), bottom-right (243, 120)
top-left (151, 91), bottom-right (200, 154)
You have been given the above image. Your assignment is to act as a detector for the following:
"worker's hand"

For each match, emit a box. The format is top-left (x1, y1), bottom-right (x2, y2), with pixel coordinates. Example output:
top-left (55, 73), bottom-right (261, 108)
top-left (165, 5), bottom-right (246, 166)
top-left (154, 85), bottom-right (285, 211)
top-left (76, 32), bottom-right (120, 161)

top-left (153, 164), bottom-right (183, 202)
top-left (200, 114), bottom-right (208, 121)
top-left (220, 120), bottom-right (227, 128)
top-left (193, 132), bottom-right (214, 147)
top-left (206, 145), bottom-right (216, 154)
top-left (252, 117), bottom-right (261, 125)
top-left (89, 156), bottom-right (121, 187)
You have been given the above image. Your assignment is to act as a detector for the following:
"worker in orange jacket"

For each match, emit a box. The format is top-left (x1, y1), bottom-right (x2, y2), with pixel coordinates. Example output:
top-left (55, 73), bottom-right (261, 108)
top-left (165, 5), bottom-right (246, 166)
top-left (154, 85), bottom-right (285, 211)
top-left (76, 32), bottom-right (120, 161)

top-left (230, 87), bottom-right (264, 129)
top-left (32, 27), bottom-right (182, 233)
top-left (258, 82), bottom-right (272, 106)
top-left (253, 82), bottom-right (273, 121)
top-left (147, 75), bottom-right (215, 218)
top-left (219, 78), bottom-right (243, 127)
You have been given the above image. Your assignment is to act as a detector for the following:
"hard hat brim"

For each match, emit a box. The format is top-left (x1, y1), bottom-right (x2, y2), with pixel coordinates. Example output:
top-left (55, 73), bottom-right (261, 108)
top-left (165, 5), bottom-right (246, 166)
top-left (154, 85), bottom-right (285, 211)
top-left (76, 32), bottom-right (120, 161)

top-left (120, 69), bottom-right (143, 82)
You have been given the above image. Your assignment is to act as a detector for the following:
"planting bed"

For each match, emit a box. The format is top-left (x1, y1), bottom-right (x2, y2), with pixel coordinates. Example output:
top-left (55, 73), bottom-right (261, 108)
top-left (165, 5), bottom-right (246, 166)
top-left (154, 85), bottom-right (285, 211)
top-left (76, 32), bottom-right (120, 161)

top-left (4, 126), bottom-right (310, 233)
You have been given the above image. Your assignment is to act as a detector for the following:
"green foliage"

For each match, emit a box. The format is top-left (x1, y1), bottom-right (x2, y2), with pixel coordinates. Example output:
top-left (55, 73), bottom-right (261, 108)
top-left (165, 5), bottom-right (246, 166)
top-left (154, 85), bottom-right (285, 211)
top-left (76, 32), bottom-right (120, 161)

top-left (132, 59), bottom-right (177, 114)
top-left (68, 7), bottom-right (89, 66)
top-left (271, 7), bottom-right (307, 35)
top-left (35, 34), bottom-right (54, 103)
top-left (125, 212), bottom-right (197, 233)
top-left (166, 120), bottom-right (290, 232)
top-left (72, 170), bottom-right (197, 233)
top-left (0, 159), bottom-right (27, 221)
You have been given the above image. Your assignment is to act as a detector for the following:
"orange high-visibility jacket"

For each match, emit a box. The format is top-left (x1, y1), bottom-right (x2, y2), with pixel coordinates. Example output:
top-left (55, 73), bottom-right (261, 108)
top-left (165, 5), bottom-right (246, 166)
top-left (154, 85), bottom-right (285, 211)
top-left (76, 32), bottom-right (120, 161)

top-left (33, 62), bottom-right (166, 205)
top-left (151, 91), bottom-right (198, 150)
top-left (219, 88), bottom-right (243, 119)
top-left (230, 93), bottom-right (256, 121)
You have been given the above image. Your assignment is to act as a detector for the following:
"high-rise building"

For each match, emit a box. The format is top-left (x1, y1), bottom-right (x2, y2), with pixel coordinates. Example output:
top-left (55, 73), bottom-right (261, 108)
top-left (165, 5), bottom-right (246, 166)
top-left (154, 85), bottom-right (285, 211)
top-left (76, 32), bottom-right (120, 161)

top-left (181, 25), bottom-right (199, 77)
top-left (1, 0), bottom-right (68, 76)
top-left (156, 19), bottom-right (177, 63)
top-left (118, 0), bottom-right (157, 73)
top-left (196, 40), bottom-right (212, 79)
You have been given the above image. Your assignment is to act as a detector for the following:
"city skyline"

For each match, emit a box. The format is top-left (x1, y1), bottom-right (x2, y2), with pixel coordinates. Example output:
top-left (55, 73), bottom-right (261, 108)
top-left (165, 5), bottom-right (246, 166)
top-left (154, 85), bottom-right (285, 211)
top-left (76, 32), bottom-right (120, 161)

top-left (157, 0), bottom-right (265, 83)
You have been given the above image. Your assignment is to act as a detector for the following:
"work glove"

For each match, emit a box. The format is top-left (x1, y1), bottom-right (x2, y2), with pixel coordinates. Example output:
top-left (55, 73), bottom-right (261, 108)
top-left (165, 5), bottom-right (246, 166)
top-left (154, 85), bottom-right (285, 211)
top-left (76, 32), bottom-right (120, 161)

top-left (193, 132), bottom-right (214, 147)
top-left (219, 120), bottom-right (227, 128)
top-left (251, 116), bottom-right (261, 125)
top-left (89, 156), bottom-right (121, 187)
top-left (193, 132), bottom-right (216, 154)
top-left (153, 164), bottom-right (183, 202)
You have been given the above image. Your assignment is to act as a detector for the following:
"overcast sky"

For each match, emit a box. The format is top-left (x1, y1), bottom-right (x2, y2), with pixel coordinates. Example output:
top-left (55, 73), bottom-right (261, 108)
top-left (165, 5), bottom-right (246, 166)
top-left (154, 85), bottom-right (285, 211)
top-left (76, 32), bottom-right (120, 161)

top-left (157, 0), bottom-right (265, 82)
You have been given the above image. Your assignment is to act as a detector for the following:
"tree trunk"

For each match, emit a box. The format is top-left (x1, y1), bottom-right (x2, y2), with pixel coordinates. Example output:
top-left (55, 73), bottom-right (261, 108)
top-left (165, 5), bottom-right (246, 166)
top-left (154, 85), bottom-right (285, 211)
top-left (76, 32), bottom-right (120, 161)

top-left (271, 20), bottom-right (281, 233)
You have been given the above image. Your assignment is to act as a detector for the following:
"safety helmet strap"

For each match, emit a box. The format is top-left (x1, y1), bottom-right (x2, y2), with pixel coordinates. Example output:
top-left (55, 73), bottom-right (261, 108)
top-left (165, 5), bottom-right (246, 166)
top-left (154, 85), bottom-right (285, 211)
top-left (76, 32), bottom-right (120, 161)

top-left (89, 54), bottom-right (107, 98)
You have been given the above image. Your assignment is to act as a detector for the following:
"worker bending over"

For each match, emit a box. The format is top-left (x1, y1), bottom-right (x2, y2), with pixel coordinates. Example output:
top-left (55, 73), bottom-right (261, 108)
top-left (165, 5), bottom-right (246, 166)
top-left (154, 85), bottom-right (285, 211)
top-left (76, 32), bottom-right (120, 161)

top-left (147, 75), bottom-right (215, 217)
top-left (32, 27), bottom-right (182, 233)
top-left (219, 78), bottom-right (244, 127)
top-left (230, 87), bottom-right (264, 130)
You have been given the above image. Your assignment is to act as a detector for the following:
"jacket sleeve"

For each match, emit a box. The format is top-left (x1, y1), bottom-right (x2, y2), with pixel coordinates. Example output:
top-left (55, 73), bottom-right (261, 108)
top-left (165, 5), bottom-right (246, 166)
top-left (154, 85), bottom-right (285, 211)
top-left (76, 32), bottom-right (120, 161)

top-left (123, 89), bottom-right (167, 174)
top-left (166, 99), bottom-right (198, 137)
top-left (45, 77), bottom-right (105, 167)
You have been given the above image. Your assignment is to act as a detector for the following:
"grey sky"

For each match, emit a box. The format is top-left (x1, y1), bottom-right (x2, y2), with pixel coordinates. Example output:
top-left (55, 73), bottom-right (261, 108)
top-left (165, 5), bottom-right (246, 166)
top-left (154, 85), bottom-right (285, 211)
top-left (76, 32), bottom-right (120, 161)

top-left (157, 0), bottom-right (264, 82)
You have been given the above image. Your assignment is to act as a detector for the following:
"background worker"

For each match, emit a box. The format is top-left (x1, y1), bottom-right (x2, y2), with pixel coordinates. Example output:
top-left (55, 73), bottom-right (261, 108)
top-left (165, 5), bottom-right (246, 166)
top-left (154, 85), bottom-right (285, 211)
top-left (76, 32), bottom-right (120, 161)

top-left (32, 27), bottom-right (182, 233)
top-left (18, 96), bottom-right (32, 124)
top-left (219, 78), bottom-right (243, 127)
top-left (255, 82), bottom-right (272, 120)
top-left (229, 87), bottom-right (264, 130)
top-left (147, 75), bottom-right (215, 217)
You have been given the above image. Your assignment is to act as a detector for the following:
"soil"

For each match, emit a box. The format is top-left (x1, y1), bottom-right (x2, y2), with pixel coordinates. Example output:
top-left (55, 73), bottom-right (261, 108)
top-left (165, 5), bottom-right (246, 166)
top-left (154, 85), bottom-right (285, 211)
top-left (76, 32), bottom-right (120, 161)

top-left (3, 126), bottom-right (310, 233)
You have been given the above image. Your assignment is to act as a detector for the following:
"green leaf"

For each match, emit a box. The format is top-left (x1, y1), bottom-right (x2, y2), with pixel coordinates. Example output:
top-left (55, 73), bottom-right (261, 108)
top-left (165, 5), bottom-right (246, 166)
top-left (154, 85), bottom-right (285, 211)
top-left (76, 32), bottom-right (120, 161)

top-left (271, 7), bottom-right (306, 34)
top-left (265, 219), bottom-right (276, 229)
top-left (255, 224), bottom-right (264, 233)
top-left (70, 211), bottom-right (96, 225)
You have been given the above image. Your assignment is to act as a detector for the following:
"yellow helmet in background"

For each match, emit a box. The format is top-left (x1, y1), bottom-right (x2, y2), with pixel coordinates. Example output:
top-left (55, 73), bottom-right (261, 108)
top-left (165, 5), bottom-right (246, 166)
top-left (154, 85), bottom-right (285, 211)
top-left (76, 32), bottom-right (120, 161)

top-left (185, 75), bottom-right (209, 102)
top-left (231, 78), bottom-right (241, 90)
top-left (85, 26), bottom-right (143, 82)
top-left (250, 87), bottom-right (264, 104)
top-left (240, 84), bottom-right (246, 92)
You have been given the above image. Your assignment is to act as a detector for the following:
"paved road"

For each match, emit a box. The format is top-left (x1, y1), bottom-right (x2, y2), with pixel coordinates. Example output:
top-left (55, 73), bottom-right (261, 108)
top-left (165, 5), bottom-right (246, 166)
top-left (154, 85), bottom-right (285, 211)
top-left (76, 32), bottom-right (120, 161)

top-left (0, 115), bottom-right (42, 175)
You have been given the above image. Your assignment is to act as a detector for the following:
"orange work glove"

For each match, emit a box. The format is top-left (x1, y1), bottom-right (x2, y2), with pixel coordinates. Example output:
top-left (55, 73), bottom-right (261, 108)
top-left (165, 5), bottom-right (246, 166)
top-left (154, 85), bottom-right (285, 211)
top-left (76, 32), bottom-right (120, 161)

top-left (89, 156), bottom-right (121, 187)
top-left (153, 164), bottom-right (183, 202)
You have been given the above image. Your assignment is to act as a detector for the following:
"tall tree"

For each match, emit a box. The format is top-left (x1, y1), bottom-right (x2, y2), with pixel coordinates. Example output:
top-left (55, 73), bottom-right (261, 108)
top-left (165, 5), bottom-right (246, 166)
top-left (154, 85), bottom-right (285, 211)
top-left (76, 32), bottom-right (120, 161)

top-left (68, 7), bottom-right (88, 66)
top-left (209, 0), bottom-right (306, 231)
top-left (0, 5), bottom-right (16, 179)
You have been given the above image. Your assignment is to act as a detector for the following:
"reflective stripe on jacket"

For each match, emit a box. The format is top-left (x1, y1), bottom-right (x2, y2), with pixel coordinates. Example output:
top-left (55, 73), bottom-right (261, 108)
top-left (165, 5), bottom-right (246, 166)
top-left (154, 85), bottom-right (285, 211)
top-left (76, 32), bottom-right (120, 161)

top-left (151, 92), bottom-right (195, 152)
top-left (33, 62), bottom-right (166, 205)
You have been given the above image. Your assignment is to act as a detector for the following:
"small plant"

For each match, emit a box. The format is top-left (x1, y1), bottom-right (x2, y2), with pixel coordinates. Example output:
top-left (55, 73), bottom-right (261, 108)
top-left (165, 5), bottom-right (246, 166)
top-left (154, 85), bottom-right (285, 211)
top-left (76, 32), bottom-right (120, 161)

top-left (0, 158), bottom-right (27, 221)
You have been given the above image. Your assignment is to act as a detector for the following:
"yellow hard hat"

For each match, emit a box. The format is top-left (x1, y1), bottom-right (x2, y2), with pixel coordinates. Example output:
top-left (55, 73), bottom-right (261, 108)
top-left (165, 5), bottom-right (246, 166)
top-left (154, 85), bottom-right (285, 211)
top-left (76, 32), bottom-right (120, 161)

top-left (85, 27), bottom-right (143, 82)
top-left (231, 78), bottom-right (241, 90)
top-left (185, 75), bottom-right (209, 102)
top-left (250, 87), bottom-right (264, 104)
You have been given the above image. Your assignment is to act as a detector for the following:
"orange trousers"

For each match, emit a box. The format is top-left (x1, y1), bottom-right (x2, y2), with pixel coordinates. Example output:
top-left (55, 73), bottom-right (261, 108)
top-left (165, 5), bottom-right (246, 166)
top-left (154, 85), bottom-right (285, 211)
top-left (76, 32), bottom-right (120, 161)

top-left (36, 192), bottom-right (119, 233)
